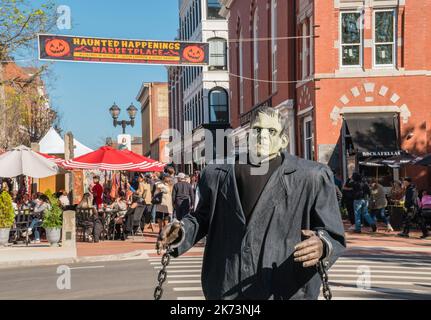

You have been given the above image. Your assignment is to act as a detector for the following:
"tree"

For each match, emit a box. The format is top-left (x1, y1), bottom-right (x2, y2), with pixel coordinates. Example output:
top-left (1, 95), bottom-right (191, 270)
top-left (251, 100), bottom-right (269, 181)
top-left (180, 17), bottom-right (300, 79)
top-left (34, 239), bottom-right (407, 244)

top-left (0, 0), bottom-right (56, 61)
top-left (0, 0), bottom-right (58, 149)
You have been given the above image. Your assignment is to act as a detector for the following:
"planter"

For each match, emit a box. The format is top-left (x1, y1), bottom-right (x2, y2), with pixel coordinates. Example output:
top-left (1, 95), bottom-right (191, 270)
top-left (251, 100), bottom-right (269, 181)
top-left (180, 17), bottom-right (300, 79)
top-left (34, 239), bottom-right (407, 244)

top-left (46, 228), bottom-right (62, 247)
top-left (0, 228), bottom-right (10, 247)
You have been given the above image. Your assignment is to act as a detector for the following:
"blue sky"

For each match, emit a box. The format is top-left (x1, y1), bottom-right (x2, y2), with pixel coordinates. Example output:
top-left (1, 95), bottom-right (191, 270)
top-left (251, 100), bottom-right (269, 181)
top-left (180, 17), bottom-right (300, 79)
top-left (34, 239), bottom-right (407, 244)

top-left (18, 0), bottom-right (179, 149)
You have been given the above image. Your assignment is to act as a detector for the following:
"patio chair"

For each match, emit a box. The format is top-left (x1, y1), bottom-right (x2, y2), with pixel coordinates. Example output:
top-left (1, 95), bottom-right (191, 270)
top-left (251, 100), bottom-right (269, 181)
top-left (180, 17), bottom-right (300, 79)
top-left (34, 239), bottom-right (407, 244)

top-left (75, 208), bottom-right (95, 242)
top-left (11, 209), bottom-right (31, 246)
top-left (131, 206), bottom-right (146, 240)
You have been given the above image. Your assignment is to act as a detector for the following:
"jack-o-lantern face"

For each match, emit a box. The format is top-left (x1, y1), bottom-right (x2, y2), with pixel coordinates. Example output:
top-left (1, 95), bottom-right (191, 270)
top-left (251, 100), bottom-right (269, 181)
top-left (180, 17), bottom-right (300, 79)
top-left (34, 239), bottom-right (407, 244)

top-left (183, 45), bottom-right (205, 63)
top-left (45, 39), bottom-right (70, 57)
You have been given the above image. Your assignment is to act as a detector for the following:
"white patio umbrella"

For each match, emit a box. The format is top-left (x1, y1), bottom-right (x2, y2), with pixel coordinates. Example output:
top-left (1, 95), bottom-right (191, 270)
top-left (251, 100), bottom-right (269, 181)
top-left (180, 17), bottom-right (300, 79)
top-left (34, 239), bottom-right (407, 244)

top-left (0, 145), bottom-right (59, 178)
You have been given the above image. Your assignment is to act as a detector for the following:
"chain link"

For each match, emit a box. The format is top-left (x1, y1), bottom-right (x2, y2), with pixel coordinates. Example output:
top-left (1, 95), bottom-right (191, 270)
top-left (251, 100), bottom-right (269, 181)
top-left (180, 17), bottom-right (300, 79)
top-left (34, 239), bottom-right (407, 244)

top-left (317, 261), bottom-right (332, 301)
top-left (154, 245), bottom-right (172, 301)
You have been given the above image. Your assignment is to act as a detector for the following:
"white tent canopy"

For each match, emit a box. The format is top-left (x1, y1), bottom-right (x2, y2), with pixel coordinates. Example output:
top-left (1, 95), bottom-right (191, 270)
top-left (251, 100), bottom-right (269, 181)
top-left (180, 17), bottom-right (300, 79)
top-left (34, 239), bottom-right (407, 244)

top-left (39, 128), bottom-right (93, 157)
top-left (0, 146), bottom-right (59, 178)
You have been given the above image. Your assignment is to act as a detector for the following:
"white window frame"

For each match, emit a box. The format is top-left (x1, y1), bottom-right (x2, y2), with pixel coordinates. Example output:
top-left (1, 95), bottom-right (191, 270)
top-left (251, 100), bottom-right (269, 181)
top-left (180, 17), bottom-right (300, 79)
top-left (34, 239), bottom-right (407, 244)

top-left (239, 30), bottom-right (244, 114)
top-left (303, 116), bottom-right (314, 161)
top-left (253, 9), bottom-right (259, 104)
top-left (208, 38), bottom-right (227, 70)
top-left (271, 0), bottom-right (278, 92)
top-left (340, 10), bottom-right (363, 68)
top-left (373, 8), bottom-right (397, 68)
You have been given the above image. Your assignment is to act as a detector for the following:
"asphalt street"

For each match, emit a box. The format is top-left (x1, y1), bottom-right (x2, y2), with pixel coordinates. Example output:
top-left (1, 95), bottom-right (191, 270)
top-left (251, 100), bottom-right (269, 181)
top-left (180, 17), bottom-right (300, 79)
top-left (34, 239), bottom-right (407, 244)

top-left (0, 253), bottom-right (430, 300)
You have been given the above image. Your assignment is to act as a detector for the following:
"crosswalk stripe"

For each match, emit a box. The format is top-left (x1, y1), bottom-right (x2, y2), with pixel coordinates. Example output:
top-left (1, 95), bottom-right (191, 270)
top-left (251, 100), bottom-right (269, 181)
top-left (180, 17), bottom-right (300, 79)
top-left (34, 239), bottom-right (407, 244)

top-left (333, 261), bottom-right (431, 266)
top-left (169, 280), bottom-right (202, 284)
top-left (177, 297), bottom-right (205, 300)
top-left (168, 275), bottom-right (202, 278)
top-left (330, 280), bottom-right (430, 286)
top-left (173, 287), bottom-right (202, 292)
top-left (331, 266), bottom-right (431, 270)
top-left (318, 297), bottom-right (404, 301)
top-left (338, 257), bottom-right (431, 263)
top-left (159, 269), bottom-right (201, 273)
top-left (330, 270), bottom-right (431, 275)
top-left (150, 261), bottom-right (203, 265)
top-left (330, 275), bottom-right (431, 280)
top-left (154, 265), bottom-right (202, 269)
top-left (326, 287), bottom-right (431, 295)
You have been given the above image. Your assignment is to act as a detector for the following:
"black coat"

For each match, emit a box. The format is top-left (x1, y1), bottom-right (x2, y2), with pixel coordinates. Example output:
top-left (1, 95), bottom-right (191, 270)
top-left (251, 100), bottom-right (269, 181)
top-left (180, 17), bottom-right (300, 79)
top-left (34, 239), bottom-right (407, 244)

top-left (173, 152), bottom-right (346, 300)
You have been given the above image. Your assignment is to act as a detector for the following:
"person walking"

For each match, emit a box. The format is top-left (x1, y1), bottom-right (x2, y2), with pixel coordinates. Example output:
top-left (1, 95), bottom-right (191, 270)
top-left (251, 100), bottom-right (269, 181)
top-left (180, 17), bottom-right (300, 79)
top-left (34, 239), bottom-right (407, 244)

top-left (351, 173), bottom-right (377, 233)
top-left (172, 173), bottom-right (195, 221)
top-left (398, 178), bottom-right (429, 239)
top-left (154, 174), bottom-right (174, 234)
top-left (342, 176), bottom-right (355, 229)
top-left (370, 179), bottom-right (393, 232)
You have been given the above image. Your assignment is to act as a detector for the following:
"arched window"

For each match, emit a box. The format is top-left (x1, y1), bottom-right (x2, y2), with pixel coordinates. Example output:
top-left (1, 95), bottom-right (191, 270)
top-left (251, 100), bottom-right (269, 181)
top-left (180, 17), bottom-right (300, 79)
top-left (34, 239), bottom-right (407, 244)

top-left (209, 88), bottom-right (229, 124)
top-left (208, 38), bottom-right (227, 70)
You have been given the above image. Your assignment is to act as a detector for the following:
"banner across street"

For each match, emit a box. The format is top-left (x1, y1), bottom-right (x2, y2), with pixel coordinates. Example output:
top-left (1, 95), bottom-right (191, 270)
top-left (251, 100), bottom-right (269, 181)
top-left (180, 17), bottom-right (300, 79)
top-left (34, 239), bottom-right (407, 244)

top-left (38, 34), bottom-right (209, 66)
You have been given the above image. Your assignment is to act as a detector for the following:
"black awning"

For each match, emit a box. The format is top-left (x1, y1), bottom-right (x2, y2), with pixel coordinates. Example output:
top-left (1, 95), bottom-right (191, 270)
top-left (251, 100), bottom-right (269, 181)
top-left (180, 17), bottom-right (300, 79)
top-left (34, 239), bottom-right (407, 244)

top-left (344, 112), bottom-right (400, 157)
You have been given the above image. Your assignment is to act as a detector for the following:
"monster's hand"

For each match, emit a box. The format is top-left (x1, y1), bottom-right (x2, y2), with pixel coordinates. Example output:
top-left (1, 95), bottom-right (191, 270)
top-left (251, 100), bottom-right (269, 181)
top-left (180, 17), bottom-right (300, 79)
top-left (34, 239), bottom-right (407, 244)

top-left (294, 230), bottom-right (324, 268)
top-left (156, 220), bottom-right (184, 253)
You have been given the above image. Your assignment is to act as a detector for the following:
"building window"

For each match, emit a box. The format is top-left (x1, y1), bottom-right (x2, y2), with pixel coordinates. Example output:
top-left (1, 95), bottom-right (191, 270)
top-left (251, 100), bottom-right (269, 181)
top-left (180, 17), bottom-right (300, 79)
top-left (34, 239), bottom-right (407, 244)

top-left (197, 0), bottom-right (201, 22)
top-left (309, 16), bottom-right (314, 75)
top-left (208, 38), bottom-right (227, 70)
top-left (301, 21), bottom-right (308, 79)
top-left (374, 9), bottom-right (396, 66)
top-left (271, 0), bottom-right (278, 92)
top-left (239, 30), bottom-right (244, 114)
top-left (209, 88), bottom-right (229, 124)
top-left (303, 116), bottom-right (314, 161)
top-left (253, 9), bottom-right (259, 104)
top-left (207, 0), bottom-right (223, 20)
top-left (340, 11), bottom-right (362, 67)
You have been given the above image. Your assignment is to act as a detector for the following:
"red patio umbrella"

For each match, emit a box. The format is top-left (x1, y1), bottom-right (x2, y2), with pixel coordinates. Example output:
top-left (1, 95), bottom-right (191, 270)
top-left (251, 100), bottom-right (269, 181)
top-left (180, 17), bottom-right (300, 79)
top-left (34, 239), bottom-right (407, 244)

top-left (63, 146), bottom-right (165, 172)
top-left (37, 152), bottom-right (66, 167)
top-left (63, 146), bottom-right (147, 171)
top-left (120, 150), bottom-right (165, 172)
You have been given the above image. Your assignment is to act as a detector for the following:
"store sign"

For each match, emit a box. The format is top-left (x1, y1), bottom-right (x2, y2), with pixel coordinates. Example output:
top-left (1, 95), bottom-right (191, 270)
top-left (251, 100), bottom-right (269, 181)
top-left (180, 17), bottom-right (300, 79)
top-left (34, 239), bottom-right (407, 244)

top-left (360, 151), bottom-right (402, 157)
top-left (38, 34), bottom-right (209, 66)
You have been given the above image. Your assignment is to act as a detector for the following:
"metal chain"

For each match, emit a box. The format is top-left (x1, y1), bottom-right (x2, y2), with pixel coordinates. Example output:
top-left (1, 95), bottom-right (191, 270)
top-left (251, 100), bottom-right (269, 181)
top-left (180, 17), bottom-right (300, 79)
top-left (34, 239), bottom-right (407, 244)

top-left (153, 245), bottom-right (172, 301)
top-left (317, 261), bottom-right (332, 301)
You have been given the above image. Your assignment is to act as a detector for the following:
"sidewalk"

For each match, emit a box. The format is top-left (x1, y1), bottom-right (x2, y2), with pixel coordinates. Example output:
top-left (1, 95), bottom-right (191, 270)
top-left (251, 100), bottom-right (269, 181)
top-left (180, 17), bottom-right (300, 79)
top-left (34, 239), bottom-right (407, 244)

top-left (0, 224), bottom-right (429, 269)
top-left (0, 244), bottom-right (76, 269)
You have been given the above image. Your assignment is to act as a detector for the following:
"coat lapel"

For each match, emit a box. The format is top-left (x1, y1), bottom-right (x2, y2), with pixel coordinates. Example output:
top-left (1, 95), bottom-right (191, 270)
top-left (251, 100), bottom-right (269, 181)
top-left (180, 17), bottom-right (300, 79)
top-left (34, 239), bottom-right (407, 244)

top-left (217, 165), bottom-right (247, 225)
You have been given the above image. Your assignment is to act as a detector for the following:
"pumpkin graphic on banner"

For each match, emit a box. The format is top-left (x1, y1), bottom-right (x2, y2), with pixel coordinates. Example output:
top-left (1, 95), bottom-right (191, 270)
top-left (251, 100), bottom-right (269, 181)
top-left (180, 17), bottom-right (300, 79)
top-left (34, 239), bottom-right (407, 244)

top-left (45, 38), bottom-right (71, 57)
top-left (182, 45), bottom-right (205, 63)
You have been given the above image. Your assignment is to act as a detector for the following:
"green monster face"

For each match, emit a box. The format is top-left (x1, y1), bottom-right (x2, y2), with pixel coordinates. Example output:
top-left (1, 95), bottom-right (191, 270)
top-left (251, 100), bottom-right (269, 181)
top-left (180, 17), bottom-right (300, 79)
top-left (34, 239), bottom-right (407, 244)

top-left (249, 112), bottom-right (289, 164)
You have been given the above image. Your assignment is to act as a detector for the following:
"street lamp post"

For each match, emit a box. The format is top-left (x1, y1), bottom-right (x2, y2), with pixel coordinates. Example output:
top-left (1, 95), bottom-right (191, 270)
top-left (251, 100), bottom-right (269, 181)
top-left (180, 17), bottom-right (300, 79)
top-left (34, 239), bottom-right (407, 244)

top-left (109, 102), bottom-right (138, 134)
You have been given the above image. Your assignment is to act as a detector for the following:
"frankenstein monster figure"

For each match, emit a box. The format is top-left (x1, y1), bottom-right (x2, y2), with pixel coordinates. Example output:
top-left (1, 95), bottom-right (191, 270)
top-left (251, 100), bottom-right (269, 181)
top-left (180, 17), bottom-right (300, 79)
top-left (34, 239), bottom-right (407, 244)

top-left (157, 106), bottom-right (345, 300)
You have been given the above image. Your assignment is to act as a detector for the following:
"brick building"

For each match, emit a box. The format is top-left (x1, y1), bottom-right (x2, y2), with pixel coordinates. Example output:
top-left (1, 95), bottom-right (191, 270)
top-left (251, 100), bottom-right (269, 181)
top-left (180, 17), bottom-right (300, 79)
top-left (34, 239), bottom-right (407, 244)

top-left (136, 82), bottom-right (170, 163)
top-left (221, 0), bottom-right (431, 189)
top-left (168, 0), bottom-right (230, 174)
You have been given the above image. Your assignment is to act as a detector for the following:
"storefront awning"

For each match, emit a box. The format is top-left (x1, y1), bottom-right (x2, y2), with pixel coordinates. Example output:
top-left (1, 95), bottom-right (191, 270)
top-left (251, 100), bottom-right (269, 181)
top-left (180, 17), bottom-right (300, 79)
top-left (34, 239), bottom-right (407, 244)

top-left (344, 112), bottom-right (400, 157)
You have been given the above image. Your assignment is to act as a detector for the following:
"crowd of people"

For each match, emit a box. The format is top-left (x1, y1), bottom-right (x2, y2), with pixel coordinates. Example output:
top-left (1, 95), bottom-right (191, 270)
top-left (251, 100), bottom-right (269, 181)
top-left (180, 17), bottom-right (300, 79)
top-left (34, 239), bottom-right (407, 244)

top-left (338, 173), bottom-right (430, 239)
top-left (74, 168), bottom-right (200, 243)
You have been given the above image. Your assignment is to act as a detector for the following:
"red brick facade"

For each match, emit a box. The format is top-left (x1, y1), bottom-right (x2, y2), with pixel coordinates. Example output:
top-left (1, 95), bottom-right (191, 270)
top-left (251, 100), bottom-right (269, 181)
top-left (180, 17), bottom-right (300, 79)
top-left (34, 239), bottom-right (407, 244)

top-left (223, 0), bottom-right (431, 189)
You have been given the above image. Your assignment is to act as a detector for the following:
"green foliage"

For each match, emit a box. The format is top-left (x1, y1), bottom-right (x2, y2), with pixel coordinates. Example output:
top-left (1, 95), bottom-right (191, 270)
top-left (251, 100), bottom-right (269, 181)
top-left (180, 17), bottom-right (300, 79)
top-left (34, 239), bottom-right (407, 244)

top-left (42, 191), bottom-right (63, 229)
top-left (0, 191), bottom-right (15, 229)
top-left (0, 0), bottom-right (56, 59)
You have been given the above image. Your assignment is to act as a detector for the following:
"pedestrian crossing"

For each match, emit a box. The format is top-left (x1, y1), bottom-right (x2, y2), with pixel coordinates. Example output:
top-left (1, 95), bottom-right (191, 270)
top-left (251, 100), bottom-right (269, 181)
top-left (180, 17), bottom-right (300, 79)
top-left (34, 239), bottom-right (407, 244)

top-left (149, 255), bottom-right (431, 300)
